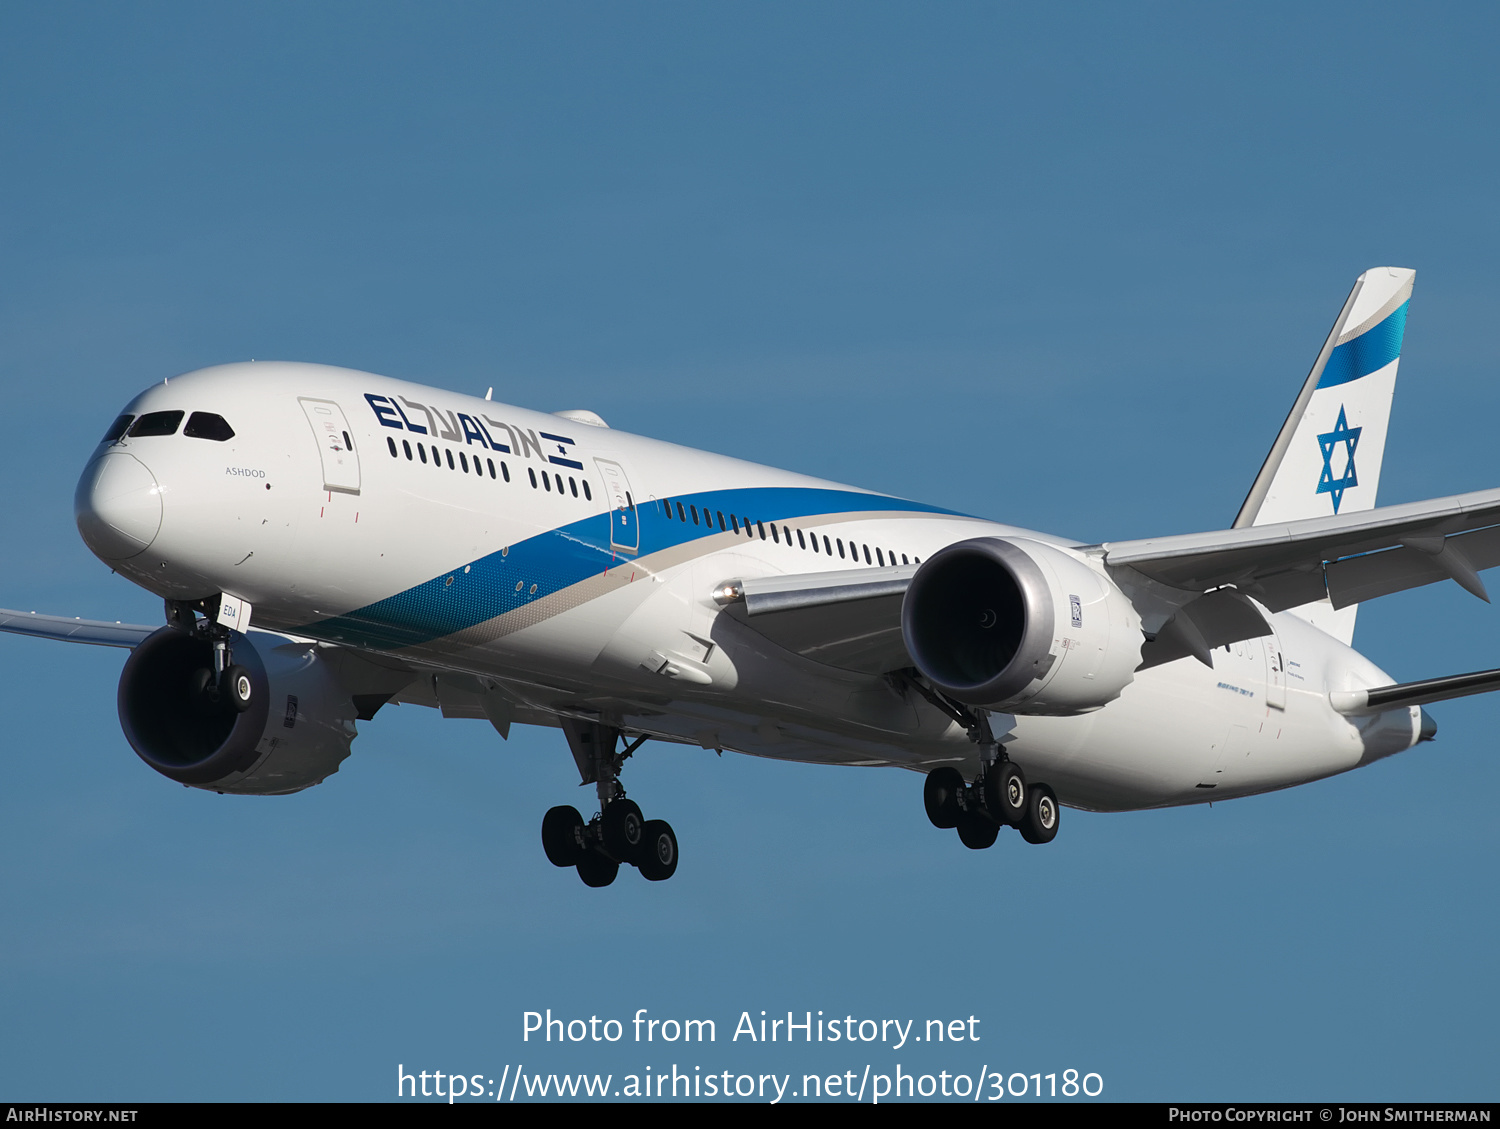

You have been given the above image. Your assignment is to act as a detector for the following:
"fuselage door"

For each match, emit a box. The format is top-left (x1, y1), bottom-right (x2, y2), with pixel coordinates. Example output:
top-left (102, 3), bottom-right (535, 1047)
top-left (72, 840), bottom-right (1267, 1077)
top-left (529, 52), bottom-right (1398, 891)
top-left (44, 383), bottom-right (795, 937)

top-left (594, 458), bottom-right (639, 554)
top-left (298, 398), bottom-right (361, 495)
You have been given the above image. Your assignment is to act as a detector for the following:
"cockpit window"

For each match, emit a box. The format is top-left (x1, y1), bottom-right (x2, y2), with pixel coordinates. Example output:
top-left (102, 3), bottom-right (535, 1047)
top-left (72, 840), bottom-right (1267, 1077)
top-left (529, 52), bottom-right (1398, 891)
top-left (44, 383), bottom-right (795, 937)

top-left (102, 415), bottom-right (134, 442)
top-left (184, 412), bottom-right (235, 441)
top-left (127, 410), bottom-right (185, 437)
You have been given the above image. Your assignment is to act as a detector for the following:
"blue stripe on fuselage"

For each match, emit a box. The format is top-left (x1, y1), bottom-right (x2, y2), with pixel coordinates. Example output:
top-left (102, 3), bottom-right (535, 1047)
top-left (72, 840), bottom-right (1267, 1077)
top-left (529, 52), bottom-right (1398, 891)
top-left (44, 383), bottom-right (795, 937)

top-left (296, 486), bottom-right (958, 649)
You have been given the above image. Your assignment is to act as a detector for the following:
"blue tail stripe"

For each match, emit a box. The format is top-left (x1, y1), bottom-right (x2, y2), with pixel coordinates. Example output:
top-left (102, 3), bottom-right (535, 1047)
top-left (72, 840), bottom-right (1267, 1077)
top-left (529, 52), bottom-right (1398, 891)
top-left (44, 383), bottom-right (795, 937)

top-left (297, 485), bottom-right (957, 649)
top-left (1316, 299), bottom-right (1409, 389)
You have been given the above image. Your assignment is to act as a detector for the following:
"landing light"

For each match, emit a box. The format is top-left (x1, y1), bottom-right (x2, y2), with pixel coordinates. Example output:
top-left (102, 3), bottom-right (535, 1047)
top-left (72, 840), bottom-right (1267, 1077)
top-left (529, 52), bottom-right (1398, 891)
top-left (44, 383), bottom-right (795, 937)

top-left (712, 581), bottom-right (744, 606)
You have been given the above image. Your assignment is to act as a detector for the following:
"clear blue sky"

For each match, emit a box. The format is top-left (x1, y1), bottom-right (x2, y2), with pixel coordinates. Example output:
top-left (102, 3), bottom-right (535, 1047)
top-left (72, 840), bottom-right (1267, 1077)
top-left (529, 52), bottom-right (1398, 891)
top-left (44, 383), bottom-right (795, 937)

top-left (1, 1), bottom-right (1497, 1101)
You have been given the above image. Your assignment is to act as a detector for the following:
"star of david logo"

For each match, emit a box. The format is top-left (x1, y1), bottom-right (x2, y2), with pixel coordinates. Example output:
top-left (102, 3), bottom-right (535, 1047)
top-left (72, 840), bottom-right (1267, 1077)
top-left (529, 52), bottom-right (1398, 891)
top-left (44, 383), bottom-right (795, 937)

top-left (1316, 404), bottom-right (1362, 513)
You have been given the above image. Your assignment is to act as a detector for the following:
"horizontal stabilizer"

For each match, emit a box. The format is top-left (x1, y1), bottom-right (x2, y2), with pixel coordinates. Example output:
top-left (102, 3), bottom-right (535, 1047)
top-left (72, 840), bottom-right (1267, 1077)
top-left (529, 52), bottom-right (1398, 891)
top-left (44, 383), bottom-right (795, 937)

top-left (0, 607), bottom-right (155, 649)
top-left (1330, 666), bottom-right (1500, 715)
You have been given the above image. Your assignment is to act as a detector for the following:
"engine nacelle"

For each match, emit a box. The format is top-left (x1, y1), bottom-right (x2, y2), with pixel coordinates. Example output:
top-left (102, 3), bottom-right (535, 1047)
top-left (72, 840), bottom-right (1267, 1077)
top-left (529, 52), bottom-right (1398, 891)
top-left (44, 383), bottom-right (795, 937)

top-left (118, 627), bottom-right (358, 794)
top-left (901, 537), bottom-right (1142, 715)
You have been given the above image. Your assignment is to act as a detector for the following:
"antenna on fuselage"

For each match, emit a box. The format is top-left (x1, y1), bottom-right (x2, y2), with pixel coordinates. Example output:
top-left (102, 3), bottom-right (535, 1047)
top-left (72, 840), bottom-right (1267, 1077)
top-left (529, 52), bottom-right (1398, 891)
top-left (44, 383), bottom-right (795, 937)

top-left (486, 387), bottom-right (493, 400)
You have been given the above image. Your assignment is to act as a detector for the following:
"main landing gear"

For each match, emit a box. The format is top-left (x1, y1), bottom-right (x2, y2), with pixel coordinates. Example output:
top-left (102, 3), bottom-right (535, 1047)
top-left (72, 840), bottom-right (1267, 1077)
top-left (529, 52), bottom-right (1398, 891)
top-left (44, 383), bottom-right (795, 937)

top-left (924, 761), bottom-right (1059, 848)
top-left (542, 720), bottom-right (679, 887)
top-left (904, 679), bottom-right (1060, 849)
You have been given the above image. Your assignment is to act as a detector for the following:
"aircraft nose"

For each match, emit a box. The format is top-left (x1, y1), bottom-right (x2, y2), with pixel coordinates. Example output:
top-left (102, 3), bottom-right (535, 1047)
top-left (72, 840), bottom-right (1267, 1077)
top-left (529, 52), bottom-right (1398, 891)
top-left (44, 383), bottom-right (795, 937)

top-left (75, 452), bottom-right (163, 560)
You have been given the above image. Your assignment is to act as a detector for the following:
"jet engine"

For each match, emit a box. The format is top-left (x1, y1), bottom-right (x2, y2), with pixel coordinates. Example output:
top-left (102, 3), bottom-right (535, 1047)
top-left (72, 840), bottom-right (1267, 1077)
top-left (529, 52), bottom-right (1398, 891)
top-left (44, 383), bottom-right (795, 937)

top-left (901, 537), bottom-right (1142, 715)
top-left (118, 626), bottom-right (359, 794)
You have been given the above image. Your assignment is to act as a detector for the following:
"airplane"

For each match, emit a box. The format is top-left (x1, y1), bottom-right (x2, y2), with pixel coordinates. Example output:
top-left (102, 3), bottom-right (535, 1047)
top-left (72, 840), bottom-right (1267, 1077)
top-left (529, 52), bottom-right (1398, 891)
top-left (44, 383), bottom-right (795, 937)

top-left (5, 265), bottom-right (1499, 888)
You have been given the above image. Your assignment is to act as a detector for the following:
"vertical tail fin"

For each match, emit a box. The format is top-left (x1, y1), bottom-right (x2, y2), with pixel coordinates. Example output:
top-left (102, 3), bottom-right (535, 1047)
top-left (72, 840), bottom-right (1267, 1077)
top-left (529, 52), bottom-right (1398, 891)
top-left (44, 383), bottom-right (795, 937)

top-left (1234, 266), bottom-right (1416, 643)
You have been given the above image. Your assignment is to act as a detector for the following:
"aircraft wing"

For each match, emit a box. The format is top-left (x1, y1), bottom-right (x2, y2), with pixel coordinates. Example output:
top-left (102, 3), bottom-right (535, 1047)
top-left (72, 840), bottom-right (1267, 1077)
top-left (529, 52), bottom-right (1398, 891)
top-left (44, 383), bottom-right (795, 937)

top-left (721, 485), bottom-right (1500, 677)
top-left (717, 566), bottom-right (916, 675)
top-left (0, 607), bottom-right (156, 649)
top-left (1104, 486), bottom-right (1500, 613)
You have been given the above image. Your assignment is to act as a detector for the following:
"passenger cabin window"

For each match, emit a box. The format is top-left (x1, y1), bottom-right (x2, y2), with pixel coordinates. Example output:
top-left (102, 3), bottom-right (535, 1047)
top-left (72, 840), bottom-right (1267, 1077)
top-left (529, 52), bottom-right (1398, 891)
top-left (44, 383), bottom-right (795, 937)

top-left (128, 410), bottom-right (184, 437)
top-left (102, 415), bottom-right (134, 442)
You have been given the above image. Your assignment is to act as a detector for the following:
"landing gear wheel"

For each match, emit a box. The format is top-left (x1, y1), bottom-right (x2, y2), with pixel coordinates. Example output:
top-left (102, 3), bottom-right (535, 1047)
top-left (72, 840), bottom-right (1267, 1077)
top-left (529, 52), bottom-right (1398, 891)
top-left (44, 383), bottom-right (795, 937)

top-left (985, 761), bottom-right (1027, 826)
top-left (601, 799), bottom-right (645, 863)
top-left (923, 767), bottom-right (964, 829)
top-left (221, 665), bottom-right (254, 713)
top-left (956, 811), bottom-right (999, 850)
top-left (576, 850), bottom-right (619, 888)
top-left (637, 820), bottom-right (679, 881)
top-left (1018, 784), bottom-right (1060, 845)
top-left (542, 806), bottom-right (587, 867)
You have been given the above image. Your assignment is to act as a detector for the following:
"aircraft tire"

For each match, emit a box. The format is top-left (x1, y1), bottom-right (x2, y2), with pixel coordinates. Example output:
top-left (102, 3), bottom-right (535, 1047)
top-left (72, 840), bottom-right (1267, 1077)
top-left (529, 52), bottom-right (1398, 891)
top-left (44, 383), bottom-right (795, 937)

top-left (637, 820), bottom-right (679, 881)
top-left (923, 767), bottom-right (964, 829)
top-left (1018, 784), bottom-right (1060, 845)
top-left (221, 665), bottom-right (254, 713)
top-left (601, 799), bottom-right (645, 864)
top-left (576, 850), bottom-right (619, 888)
top-left (985, 761), bottom-right (1027, 826)
top-left (542, 805), bottom-right (587, 867)
top-left (956, 811), bottom-right (999, 850)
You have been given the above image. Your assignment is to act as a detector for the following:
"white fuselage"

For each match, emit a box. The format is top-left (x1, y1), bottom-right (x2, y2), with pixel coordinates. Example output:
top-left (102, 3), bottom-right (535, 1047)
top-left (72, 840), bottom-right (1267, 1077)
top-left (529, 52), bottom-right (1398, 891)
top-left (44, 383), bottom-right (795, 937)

top-left (76, 362), bottom-right (1422, 812)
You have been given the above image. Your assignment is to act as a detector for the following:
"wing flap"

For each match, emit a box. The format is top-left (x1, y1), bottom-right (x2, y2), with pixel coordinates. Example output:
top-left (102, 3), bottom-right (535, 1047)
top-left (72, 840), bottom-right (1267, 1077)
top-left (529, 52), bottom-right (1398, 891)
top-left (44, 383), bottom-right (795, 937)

top-left (720, 566), bottom-right (915, 674)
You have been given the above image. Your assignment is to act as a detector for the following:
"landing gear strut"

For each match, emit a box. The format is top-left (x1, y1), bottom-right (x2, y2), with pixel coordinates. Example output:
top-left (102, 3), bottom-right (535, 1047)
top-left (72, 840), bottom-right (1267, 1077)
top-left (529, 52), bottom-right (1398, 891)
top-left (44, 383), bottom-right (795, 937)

top-left (167, 597), bottom-right (254, 714)
top-left (542, 720), bottom-right (679, 886)
top-left (904, 674), bottom-right (1062, 849)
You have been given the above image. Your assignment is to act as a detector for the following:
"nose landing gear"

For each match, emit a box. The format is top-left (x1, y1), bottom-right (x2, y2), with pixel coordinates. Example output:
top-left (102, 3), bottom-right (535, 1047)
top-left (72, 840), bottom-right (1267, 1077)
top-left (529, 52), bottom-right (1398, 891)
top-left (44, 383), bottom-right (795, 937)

top-left (166, 596), bottom-right (254, 714)
top-left (543, 720), bottom-right (679, 886)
